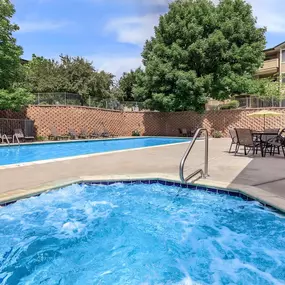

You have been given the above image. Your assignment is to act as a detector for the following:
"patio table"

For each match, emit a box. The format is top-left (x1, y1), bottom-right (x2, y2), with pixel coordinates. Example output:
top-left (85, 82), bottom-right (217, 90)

top-left (251, 131), bottom-right (278, 157)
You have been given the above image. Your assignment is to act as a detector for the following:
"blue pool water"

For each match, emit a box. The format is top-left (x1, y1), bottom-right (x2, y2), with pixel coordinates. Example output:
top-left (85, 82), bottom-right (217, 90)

top-left (0, 182), bottom-right (284, 285)
top-left (0, 137), bottom-right (188, 166)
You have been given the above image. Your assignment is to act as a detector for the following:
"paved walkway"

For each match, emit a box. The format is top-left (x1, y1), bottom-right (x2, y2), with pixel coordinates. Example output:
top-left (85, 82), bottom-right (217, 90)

top-left (1, 138), bottom-right (285, 199)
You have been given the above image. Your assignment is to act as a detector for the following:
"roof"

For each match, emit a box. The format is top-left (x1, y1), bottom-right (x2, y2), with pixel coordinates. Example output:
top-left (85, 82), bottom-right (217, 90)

top-left (20, 58), bottom-right (29, 64)
top-left (264, 41), bottom-right (285, 52)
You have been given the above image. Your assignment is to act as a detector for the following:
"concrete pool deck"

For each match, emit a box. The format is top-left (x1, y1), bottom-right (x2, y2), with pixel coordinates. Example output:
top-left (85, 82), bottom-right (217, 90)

top-left (0, 138), bottom-right (285, 211)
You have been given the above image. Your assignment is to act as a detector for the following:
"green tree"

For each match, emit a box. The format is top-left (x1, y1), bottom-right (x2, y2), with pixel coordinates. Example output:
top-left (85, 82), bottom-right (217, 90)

top-left (119, 68), bottom-right (142, 101)
top-left (23, 54), bottom-right (62, 93)
top-left (255, 77), bottom-right (285, 104)
top-left (0, 88), bottom-right (34, 111)
top-left (138, 0), bottom-right (266, 112)
top-left (23, 54), bottom-right (118, 105)
top-left (0, 0), bottom-right (23, 89)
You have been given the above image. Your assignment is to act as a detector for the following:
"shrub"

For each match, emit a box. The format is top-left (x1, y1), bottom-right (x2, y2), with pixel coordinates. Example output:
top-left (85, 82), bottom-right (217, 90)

top-left (0, 88), bottom-right (35, 111)
top-left (132, 130), bottom-right (140, 136)
top-left (36, 136), bottom-right (47, 141)
top-left (212, 130), bottom-right (223, 138)
top-left (220, 100), bottom-right (239, 110)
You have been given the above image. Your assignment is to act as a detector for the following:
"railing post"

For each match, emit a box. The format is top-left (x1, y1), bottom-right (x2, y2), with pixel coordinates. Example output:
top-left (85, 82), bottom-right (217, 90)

top-left (204, 130), bottom-right (209, 178)
top-left (179, 128), bottom-right (209, 183)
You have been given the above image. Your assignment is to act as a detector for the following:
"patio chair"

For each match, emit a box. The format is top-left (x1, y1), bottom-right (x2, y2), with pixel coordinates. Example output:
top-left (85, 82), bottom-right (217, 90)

top-left (234, 128), bottom-right (262, 156)
top-left (90, 130), bottom-right (100, 139)
top-left (265, 128), bottom-right (285, 157)
top-left (261, 129), bottom-right (280, 155)
top-left (49, 127), bottom-right (68, 141)
top-left (13, 129), bottom-right (35, 142)
top-left (68, 129), bottom-right (78, 140)
top-left (178, 128), bottom-right (188, 137)
top-left (179, 128), bottom-right (196, 137)
top-left (78, 129), bottom-right (89, 139)
top-left (101, 129), bottom-right (112, 138)
top-left (228, 129), bottom-right (238, 153)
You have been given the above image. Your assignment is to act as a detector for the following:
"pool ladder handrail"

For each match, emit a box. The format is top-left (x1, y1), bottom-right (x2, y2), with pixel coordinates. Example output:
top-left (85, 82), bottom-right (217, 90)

top-left (12, 134), bottom-right (20, 145)
top-left (179, 128), bottom-right (209, 183)
top-left (2, 134), bottom-right (10, 145)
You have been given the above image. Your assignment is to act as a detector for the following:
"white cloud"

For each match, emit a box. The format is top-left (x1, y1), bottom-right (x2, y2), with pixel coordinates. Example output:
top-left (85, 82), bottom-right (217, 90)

top-left (18, 20), bottom-right (70, 33)
top-left (105, 14), bottom-right (160, 46)
top-left (86, 54), bottom-right (143, 78)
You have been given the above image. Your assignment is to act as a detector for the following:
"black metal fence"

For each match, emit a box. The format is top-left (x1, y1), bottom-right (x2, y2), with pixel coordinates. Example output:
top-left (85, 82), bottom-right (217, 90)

top-left (33, 92), bottom-right (146, 111)
top-left (235, 96), bottom-right (285, 108)
top-left (0, 118), bottom-right (35, 136)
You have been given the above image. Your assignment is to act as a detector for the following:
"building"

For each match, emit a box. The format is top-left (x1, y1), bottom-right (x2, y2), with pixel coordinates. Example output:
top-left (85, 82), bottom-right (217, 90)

top-left (256, 41), bottom-right (285, 82)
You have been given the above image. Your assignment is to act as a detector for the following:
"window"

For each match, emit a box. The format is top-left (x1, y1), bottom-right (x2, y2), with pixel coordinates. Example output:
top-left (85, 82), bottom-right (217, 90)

top-left (282, 50), bottom-right (285, 63)
top-left (282, 74), bottom-right (285, 84)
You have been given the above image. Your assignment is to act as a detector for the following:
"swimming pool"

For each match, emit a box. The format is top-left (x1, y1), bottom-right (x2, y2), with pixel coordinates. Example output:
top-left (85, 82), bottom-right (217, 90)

top-left (0, 181), bottom-right (284, 284)
top-left (0, 137), bottom-right (189, 166)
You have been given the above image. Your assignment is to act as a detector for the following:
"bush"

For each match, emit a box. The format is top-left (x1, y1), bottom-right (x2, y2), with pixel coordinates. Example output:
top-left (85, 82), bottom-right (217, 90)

top-left (220, 100), bottom-right (239, 110)
top-left (132, 130), bottom-right (140, 136)
top-left (0, 88), bottom-right (35, 111)
top-left (36, 136), bottom-right (47, 141)
top-left (212, 130), bottom-right (223, 138)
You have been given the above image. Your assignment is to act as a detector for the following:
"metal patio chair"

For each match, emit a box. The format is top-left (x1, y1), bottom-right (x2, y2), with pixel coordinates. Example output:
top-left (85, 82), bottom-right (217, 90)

top-left (90, 130), bottom-right (100, 139)
top-left (13, 129), bottom-right (35, 142)
top-left (68, 129), bottom-right (78, 140)
top-left (49, 127), bottom-right (68, 140)
top-left (78, 129), bottom-right (89, 139)
top-left (265, 128), bottom-right (285, 157)
top-left (228, 129), bottom-right (238, 153)
top-left (234, 128), bottom-right (262, 156)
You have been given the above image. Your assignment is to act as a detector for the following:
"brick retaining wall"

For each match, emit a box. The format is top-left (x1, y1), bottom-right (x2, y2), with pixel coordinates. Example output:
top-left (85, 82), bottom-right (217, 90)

top-left (2, 105), bottom-right (285, 137)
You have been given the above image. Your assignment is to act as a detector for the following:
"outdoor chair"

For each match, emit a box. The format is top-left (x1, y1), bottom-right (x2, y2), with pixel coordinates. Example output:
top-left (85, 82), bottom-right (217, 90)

top-left (68, 129), bottom-right (78, 140)
top-left (78, 129), bottom-right (89, 139)
top-left (234, 128), bottom-right (262, 156)
top-left (265, 128), bottom-right (285, 157)
top-left (101, 129), bottom-right (112, 138)
top-left (90, 130), bottom-right (100, 139)
top-left (228, 129), bottom-right (238, 153)
top-left (49, 127), bottom-right (68, 141)
top-left (13, 129), bottom-right (35, 142)
top-left (178, 128), bottom-right (196, 137)
top-left (178, 128), bottom-right (188, 137)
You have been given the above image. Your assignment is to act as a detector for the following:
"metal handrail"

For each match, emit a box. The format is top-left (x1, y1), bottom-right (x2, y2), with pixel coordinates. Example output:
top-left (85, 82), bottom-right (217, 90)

top-left (2, 134), bottom-right (10, 145)
top-left (12, 134), bottom-right (20, 145)
top-left (179, 128), bottom-right (209, 183)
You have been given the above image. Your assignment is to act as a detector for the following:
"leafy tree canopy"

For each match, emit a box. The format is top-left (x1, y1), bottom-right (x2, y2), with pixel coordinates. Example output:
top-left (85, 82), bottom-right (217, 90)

top-left (0, 0), bottom-right (23, 89)
top-left (119, 68), bottom-right (143, 101)
top-left (137, 0), bottom-right (266, 112)
top-left (23, 54), bottom-right (118, 104)
top-left (0, 88), bottom-right (34, 111)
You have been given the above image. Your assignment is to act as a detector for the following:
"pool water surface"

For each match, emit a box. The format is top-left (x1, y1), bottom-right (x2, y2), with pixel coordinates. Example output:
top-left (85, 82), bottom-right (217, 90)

top-left (0, 182), bottom-right (284, 284)
top-left (0, 137), bottom-right (189, 166)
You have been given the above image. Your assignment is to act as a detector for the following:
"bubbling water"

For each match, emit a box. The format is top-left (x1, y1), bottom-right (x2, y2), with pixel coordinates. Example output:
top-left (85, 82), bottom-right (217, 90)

top-left (0, 182), bottom-right (284, 285)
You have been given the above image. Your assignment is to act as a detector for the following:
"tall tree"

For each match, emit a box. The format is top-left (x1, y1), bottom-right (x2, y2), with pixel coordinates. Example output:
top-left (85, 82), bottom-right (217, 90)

top-left (119, 69), bottom-right (142, 101)
top-left (23, 54), bottom-right (118, 104)
top-left (0, 0), bottom-right (23, 89)
top-left (138, 0), bottom-right (266, 112)
top-left (23, 54), bottom-right (62, 92)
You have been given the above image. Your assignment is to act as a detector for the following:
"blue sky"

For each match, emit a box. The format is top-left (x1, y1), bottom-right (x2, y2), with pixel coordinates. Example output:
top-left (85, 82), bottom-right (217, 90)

top-left (11, 0), bottom-right (285, 78)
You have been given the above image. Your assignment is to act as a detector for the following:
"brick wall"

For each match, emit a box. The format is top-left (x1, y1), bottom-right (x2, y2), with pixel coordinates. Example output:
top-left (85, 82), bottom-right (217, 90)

top-left (2, 105), bottom-right (285, 137)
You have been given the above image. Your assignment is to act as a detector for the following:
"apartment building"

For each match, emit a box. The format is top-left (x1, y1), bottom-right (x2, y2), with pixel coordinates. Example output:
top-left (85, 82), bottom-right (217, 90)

top-left (256, 41), bottom-right (285, 82)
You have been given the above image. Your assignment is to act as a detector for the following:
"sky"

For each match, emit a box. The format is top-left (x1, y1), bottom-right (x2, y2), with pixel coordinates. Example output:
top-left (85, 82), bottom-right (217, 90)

top-left (11, 0), bottom-right (285, 78)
